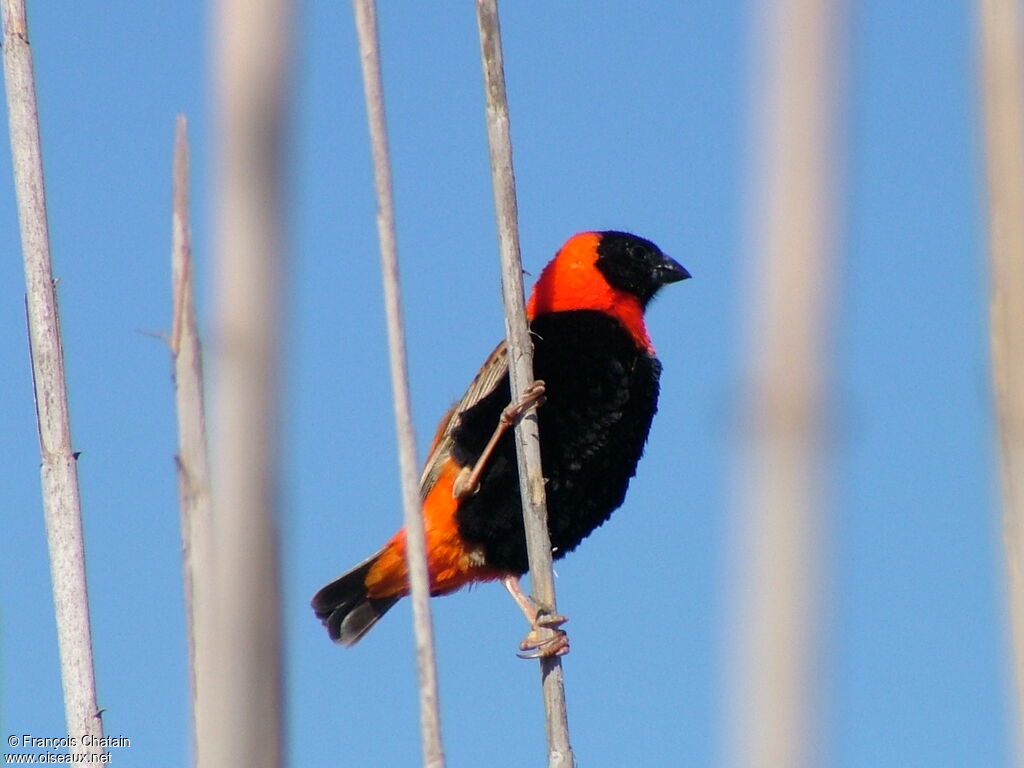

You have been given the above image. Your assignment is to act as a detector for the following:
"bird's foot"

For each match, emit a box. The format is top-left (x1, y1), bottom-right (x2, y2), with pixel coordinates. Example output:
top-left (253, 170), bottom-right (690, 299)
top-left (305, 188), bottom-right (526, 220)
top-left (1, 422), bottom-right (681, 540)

top-left (502, 574), bottom-right (570, 659)
top-left (452, 380), bottom-right (546, 500)
top-left (500, 380), bottom-right (546, 426)
top-left (516, 613), bottom-right (569, 659)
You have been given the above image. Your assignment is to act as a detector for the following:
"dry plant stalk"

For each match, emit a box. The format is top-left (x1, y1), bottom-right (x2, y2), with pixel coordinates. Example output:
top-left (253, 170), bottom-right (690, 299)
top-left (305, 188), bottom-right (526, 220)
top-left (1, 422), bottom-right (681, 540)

top-left (351, 2), bottom-right (446, 766)
top-left (731, 1), bottom-right (842, 767)
top-left (1, 0), bottom-right (104, 757)
top-left (203, 2), bottom-right (291, 767)
top-left (170, 115), bottom-right (214, 768)
top-left (977, 0), bottom-right (1024, 759)
top-left (475, 2), bottom-right (574, 765)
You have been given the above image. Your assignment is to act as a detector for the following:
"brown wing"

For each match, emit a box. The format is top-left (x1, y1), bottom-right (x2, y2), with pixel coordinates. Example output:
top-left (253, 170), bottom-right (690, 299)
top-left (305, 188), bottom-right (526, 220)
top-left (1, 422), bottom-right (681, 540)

top-left (418, 341), bottom-right (509, 497)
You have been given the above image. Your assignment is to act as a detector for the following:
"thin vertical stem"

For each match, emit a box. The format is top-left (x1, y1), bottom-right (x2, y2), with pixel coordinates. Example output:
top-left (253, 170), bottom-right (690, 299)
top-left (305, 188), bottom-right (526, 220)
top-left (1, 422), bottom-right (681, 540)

top-left (730, 1), bottom-right (842, 767)
top-left (351, 3), bottom-right (446, 767)
top-left (475, 2), bottom-right (574, 766)
top-left (977, 0), bottom-right (1024, 761)
top-left (170, 115), bottom-right (214, 768)
top-left (205, 2), bottom-right (291, 767)
top-left (1, 1), bottom-right (103, 758)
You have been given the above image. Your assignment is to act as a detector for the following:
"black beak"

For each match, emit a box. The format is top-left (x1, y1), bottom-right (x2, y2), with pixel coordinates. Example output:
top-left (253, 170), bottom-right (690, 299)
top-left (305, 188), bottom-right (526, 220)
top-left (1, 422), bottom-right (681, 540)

top-left (657, 254), bottom-right (691, 284)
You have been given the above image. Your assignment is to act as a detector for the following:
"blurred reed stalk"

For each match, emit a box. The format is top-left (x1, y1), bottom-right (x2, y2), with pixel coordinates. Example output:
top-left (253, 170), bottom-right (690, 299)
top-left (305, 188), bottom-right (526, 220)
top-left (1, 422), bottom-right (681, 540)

top-left (730, 1), bottom-right (843, 766)
top-left (1, 0), bottom-right (104, 758)
top-left (977, 0), bottom-right (1024, 761)
top-left (475, 2), bottom-right (575, 766)
top-left (169, 115), bottom-right (215, 768)
top-left (203, 1), bottom-right (292, 766)
top-left (351, 2), bottom-right (446, 766)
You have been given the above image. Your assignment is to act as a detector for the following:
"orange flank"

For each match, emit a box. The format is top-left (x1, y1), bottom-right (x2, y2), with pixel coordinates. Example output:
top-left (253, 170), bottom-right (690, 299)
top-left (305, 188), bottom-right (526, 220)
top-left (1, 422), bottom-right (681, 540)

top-left (364, 459), bottom-right (502, 600)
top-left (526, 231), bottom-right (653, 354)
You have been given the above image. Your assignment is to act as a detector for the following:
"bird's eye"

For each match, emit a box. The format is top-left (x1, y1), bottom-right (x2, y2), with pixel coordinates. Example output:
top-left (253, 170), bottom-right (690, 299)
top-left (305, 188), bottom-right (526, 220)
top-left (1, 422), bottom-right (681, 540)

top-left (629, 244), bottom-right (650, 263)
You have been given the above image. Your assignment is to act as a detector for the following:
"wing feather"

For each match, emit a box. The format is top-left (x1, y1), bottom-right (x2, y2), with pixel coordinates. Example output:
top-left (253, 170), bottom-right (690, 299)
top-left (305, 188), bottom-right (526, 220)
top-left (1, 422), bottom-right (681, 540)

top-left (418, 341), bottom-right (509, 496)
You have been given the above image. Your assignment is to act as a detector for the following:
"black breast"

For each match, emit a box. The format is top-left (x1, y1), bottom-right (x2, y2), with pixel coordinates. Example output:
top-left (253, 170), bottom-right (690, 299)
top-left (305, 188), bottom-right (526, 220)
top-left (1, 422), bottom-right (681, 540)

top-left (452, 310), bottom-right (662, 574)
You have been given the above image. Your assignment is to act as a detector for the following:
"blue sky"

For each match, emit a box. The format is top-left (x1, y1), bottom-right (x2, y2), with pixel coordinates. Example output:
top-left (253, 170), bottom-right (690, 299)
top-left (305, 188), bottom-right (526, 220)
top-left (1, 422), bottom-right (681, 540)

top-left (0, 2), bottom-right (1011, 766)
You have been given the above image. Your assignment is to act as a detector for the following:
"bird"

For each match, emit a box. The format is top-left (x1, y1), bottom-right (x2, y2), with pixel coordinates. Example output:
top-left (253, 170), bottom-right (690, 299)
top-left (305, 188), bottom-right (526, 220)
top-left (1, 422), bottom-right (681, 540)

top-left (312, 230), bottom-right (689, 657)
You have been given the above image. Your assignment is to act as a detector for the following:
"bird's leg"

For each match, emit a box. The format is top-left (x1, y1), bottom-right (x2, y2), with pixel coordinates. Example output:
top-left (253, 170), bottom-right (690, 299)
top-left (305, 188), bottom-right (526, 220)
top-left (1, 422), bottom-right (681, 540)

top-left (452, 380), bottom-right (546, 500)
top-left (502, 573), bottom-right (569, 659)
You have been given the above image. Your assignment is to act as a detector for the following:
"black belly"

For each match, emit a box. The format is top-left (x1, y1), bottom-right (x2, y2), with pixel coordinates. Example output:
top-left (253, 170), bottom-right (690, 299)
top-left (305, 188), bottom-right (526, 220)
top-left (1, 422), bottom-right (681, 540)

top-left (452, 309), bottom-right (662, 574)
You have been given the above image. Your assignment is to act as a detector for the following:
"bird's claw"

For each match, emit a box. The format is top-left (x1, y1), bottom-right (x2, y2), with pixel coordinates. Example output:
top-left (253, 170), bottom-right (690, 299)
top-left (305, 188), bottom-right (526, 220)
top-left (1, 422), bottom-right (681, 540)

top-left (453, 380), bottom-right (547, 501)
top-left (516, 629), bottom-right (570, 659)
top-left (501, 380), bottom-right (546, 425)
top-left (515, 613), bottom-right (569, 659)
top-left (536, 612), bottom-right (567, 630)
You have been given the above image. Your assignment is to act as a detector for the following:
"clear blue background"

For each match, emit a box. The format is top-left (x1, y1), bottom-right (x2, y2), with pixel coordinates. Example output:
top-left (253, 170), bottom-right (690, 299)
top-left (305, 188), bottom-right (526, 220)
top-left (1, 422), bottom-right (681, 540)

top-left (0, 3), bottom-right (1010, 766)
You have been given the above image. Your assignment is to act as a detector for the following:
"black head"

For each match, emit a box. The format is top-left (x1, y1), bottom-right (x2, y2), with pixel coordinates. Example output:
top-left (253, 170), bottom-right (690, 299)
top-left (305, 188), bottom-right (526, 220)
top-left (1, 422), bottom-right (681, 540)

top-left (594, 231), bottom-right (690, 306)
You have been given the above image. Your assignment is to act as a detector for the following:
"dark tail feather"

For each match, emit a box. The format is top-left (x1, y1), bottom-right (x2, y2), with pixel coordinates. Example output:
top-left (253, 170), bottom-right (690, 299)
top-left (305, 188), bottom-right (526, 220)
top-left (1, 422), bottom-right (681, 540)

top-left (311, 550), bottom-right (401, 645)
